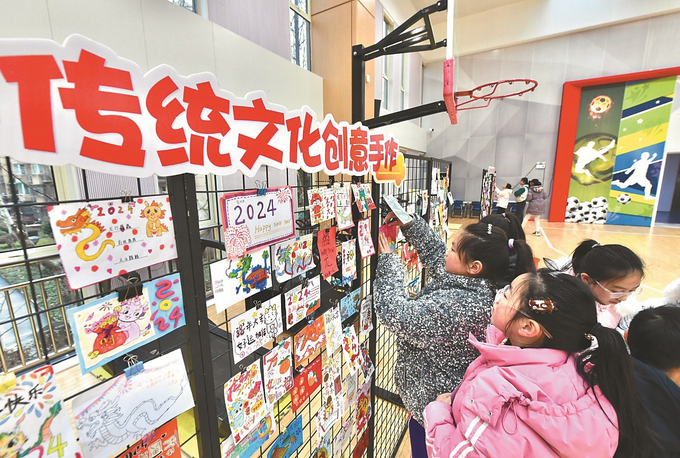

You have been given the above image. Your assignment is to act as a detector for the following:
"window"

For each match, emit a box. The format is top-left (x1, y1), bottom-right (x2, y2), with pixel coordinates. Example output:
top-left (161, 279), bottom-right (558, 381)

top-left (290, 0), bottom-right (311, 71)
top-left (166, 0), bottom-right (195, 12)
top-left (382, 17), bottom-right (394, 112)
top-left (31, 164), bottom-right (44, 174)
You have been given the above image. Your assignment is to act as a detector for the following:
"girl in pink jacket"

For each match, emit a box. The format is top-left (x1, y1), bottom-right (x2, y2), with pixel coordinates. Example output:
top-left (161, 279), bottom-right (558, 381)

top-left (424, 270), bottom-right (659, 458)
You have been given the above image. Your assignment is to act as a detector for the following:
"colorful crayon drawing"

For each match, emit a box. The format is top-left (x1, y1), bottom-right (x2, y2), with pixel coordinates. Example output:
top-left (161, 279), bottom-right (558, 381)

top-left (332, 421), bottom-right (354, 458)
top-left (334, 184), bottom-right (354, 230)
top-left (342, 371), bottom-right (358, 416)
top-left (401, 243), bottom-right (421, 271)
top-left (323, 306), bottom-right (343, 353)
top-left (317, 352), bottom-right (342, 438)
top-left (405, 276), bottom-right (422, 298)
top-left (223, 361), bottom-right (267, 446)
top-left (291, 356), bottom-right (322, 412)
top-left (359, 295), bottom-right (374, 337)
top-left (357, 218), bottom-right (375, 259)
top-left (231, 296), bottom-right (283, 363)
top-left (283, 276), bottom-right (321, 329)
top-left (72, 349), bottom-right (194, 458)
top-left (360, 342), bottom-right (375, 380)
top-left (266, 415), bottom-right (303, 458)
top-left (262, 339), bottom-right (294, 405)
top-left (210, 246), bottom-right (272, 312)
top-left (307, 188), bottom-right (325, 225)
top-left (342, 326), bottom-right (361, 375)
top-left (0, 366), bottom-right (82, 458)
top-left (273, 235), bottom-right (315, 282)
top-left (317, 228), bottom-right (339, 280)
top-left (293, 316), bottom-right (326, 367)
top-left (47, 196), bottom-right (177, 290)
top-left (379, 225), bottom-right (398, 252)
top-left (340, 288), bottom-right (362, 322)
top-left (341, 240), bottom-right (357, 286)
top-left (221, 409), bottom-right (276, 458)
top-left (115, 418), bottom-right (179, 458)
top-left (350, 184), bottom-right (376, 212)
top-left (313, 430), bottom-right (333, 458)
top-left (356, 378), bottom-right (372, 432)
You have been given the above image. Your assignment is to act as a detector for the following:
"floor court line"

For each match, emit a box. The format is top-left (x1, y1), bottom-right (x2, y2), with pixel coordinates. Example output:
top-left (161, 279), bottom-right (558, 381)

top-left (547, 226), bottom-right (680, 238)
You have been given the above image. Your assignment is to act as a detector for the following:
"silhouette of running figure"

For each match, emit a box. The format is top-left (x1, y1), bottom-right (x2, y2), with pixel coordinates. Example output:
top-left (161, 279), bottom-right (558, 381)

top-left (611, 152), bottom-right (658, 199)
top-left (574, 140), bottom-right (616, 177)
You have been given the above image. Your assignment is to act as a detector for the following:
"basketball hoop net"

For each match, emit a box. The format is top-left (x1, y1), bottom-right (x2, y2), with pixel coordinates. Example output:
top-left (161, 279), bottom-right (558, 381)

top-left (455, 79), bottom-right (538, 111)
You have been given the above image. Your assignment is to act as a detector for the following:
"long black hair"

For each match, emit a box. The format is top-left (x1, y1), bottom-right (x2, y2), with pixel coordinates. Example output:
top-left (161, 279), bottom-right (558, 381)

top-left (572, 239), bottom-right (644, 282)
top-left (507, 270), bottom-right (660, 457)
top-left (628, 306), bottom-right (680, 371)
top-left (457, 222), bottom-right (534, 285)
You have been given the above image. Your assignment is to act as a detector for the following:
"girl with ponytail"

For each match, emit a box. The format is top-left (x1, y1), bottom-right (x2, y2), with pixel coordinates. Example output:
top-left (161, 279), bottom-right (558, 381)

top-left (424, 270), bottom-right (660, 458)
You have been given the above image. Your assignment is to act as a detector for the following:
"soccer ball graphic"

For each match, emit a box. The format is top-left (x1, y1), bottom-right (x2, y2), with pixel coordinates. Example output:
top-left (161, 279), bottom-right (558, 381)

top-left (566, 197), bottom-right (580, 213)
top-left (617, 194), bottom-right (632, 205)
top-left (591, 196), bottom-right (608, 208)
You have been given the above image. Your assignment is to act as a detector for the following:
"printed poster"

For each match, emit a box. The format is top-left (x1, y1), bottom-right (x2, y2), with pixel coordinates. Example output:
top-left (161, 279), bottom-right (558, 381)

top-left (291, 356), bottom-right (322, 412)
top-left (223, 361), bottom-right (267, 445)
top-left (318, 227), bottom-right (339, 280)
top-left (356, 377), bottom-right (372, 432)
top-left (231, 296), bottom-right (283, 363)
top-left (210, 246), bottom-right (272, 312)
top-left (284, 276), bottom-right (321, 329)
top-left (323, 306), bottom-right (343, 353)
top-left (383, 194), bottom-right (412, 224)
top-left (308, 187), bottom-right (336, 225)
top-left (221, 409), bottom-right (277, 458)
top-left (294, 315), bottom-right (326, 367)
top-left (340, 287), bottom-right (362, 322)
top-left (357, 218), bottom-right (375, 259)
top-left (72, 349), bottom-right (195, 458)
top-left (262, 338), bottom-right (294, 405)
top-left (341, 240), bottom-right (357, 286)
top-left (317, 352), bottom-right (342, 438)
top-left (0, 366), bottom-right (82, 458)
top-left (342, 326), bottom-right (361, 375)
top-left (67, 273), bottom-right (185, 374)
top-left (47, 197), bottom-right (177, 290)
top-left (273, 234), bottom-right (315, 282)
top-left (115, 418), bottom-right (180, 458)
top-left (334, 184), bottom-right (354, 230)
top-left (266, 415), bottom-right (303, 458)
top-left (359, 295), bottom-right (374, 337)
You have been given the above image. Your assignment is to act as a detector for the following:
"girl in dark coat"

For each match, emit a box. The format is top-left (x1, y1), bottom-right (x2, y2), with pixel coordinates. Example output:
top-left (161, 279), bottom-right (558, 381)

top-left (522, 179), bottom-right (547, 236)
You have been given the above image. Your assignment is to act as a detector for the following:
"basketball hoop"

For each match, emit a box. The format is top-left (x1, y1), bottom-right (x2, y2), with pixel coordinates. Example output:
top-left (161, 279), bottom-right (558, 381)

top-left (455, 79), bottom-right (538, 111)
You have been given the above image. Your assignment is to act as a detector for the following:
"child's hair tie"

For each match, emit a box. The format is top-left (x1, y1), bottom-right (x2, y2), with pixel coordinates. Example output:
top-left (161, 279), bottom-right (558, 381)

top-left (508, 238), bottom-right (514, 249)
top-left (487, 224), bottom-right (493, 235)
top-left (584, 322), bottom-right (603, 341)
top-left (528, 297), bottom-right (557, 314)
top-left (590, 242), bottom-right (601, 250)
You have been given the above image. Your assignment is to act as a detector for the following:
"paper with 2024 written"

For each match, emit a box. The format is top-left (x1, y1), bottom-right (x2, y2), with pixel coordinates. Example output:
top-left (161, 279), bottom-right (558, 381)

top-left (72, 349), bottom-right (194, 458)
top-left (284, 276), bottom-right (321, 329)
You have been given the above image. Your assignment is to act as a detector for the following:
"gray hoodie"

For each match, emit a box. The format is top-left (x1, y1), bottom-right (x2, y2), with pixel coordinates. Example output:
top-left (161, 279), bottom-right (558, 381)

top-left (374, 216), bottom-right (493, 425)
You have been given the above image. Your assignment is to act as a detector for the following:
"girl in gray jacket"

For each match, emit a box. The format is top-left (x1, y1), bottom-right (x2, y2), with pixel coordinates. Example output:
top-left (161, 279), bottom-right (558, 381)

top-left (522, 179), bottom-right (548, 236)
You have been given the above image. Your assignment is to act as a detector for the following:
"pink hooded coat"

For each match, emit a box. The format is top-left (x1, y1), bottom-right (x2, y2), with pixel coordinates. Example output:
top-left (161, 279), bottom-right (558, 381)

top-left (423, 326), bottom-right (619, 458)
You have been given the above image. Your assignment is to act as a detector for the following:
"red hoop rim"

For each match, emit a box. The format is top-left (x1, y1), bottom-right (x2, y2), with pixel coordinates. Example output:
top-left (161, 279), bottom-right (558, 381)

top-left (455, 79), bottom-right (538, 111)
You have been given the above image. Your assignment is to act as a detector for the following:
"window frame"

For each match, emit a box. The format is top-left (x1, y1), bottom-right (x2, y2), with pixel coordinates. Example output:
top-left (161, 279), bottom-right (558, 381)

top-left (290, 0), bottom-right (312, 71)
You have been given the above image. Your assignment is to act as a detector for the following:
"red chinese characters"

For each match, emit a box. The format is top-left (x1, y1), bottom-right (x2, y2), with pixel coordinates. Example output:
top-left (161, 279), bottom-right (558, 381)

top-left (233, 98), bottom-right (285, 169)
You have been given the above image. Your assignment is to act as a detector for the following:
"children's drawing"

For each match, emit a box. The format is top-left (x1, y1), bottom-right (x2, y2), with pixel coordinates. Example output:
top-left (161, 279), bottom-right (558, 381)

top-left (273, 235), bottom-right (315, 282)
top-left (231, 296), bottom-right (283, 363)
top-left (72, 349), bottom-right (194, 458)
top-left (340, 288), bottom-right (362, 322)
top-left (379, 224), bottom-right (398, 252)
top-left (115, 418), bottom-right (179, 458)
top-left (383, 194), bottom-right (412, 224)
top-left (356, 378), bottom-right (372, 432)
top-left (210, 246), bottom-right (272, 313)
top-left (359, 295), bottom-right (374, 337)
top-left (333, 421), bottom-right (354, 458)
top-left (307, 187), bottom-right (336, 225)
top-left (318, 228), bottom-right (339, 280)
top-left (47, 197), bottom-right (177, 290)
top-left (353, 429), bottom-right (369, 458)
top-left (221, 409), bottom-right (276, 458)
top-left (342, 371), bottom-right (358, 416)
top-left (341, 240), bottom-right (357, 286)
top-left (401, 243), bottom-right (421, 271)
top-left (421, 190), bottom-right (429, 215)
top-left (284, 276), bottom-right (321, 329)
top-left (405, 276), bottom-right (422, 298)
top-left (262, 338), bottom-right (294, 405)
top-left (323, 306), bottom-right (343, 354)
top-left (266, 415), bottom-right (303, 458)
top-left (291, 356), bottom-right (322, 412)
top-left (357, 218), bottom-right (375, 259)
top-left (317, 352), bottom-right (342, 438)
top-left (360, 343), bottom-right (375, 380)
top-left (313, 430), bottom-right (333, 458)
top-left (350, 183), bottom-right (376, 213)
top-left (223, 361), bottom-right (267, 445)
top-left (293, 315), bottom-right (326, 367)
top-left (342, 326), bottom-right (361, 375)
top-left (0, 366), bottom-right (82, 458)
top-left (334, 184), bottom-right (354, 230)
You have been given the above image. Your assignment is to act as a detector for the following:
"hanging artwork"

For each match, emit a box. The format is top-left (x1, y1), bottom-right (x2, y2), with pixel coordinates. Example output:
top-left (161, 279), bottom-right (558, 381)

top-left (350, 183), bottom-right (376, 212)
top-left (0, 366), bottom-right (82, 458)
top-left (318, 227), bottom-right (339, 280)
top-left (405, 276), bottom-right (422, 298)
top-left (294, 315), bottom-right (326, 367)
top-left (273, 234), bottom-right (315, 282)
top-left (421, 190), bottom-right (429, 215)
top-left (357, 219), bottom-right (375, 259)
top-left (262, 338), bottom-right (294, 405)
top-left (313, 430), bottom-right (333, 458)
top-left (323, 305), bottom-right (343, 353)
top-left (359, 343), bottom-right (375, 380)
top-left (220, 186), bottom-right (296, 258)
top-left (291, 356), bottom-right (322, 412)
top-left (115, 418), bottom-right (180, 458)
top-left (334, 184), bottom-right (354, 230)
top-left (220, 409), bottom-right (277, 458)
top-left (266, 415), bottom-right (303, 458)
top-left (210, 246), bottom-right (272, 313)
top-left (333, 421), bottom-right (354, 458)
top-left (284, 276), bottom-right (321, 329)
top-left (383, 195), bottom-right (413, 224)
top-left (359, 295), bottom-right (374, 337)
top-left (231, 296), bottom-right (283, 363)
top-left (401, 243), bottom-right (421, 271)
top-left (342, 371), bottom-right (358, 416)
top-left (340, 287), bottom-right (362, 322)
top-left (317, 352), bottom-right (342, 439)
top-left (356, 377), bottom-right (372, 432)
top-left (341, 240), bottom-right (357, 286)
top-left (223, 361), bottom-right (268, 446)
top-left (67, 273), bottom-right (185, 374)
top-left (307, 187), bottom-right (336, 225)
top-left (47, 197), bottom-right (177, 290)
top-left (342, 326), bottom-right (361, 375)
top-left (379, 225), bottom-right (398, 252)
top-left (353, 429), bottom-right (369, 458)
top-left (72, 349), bottom-right (195, 458)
